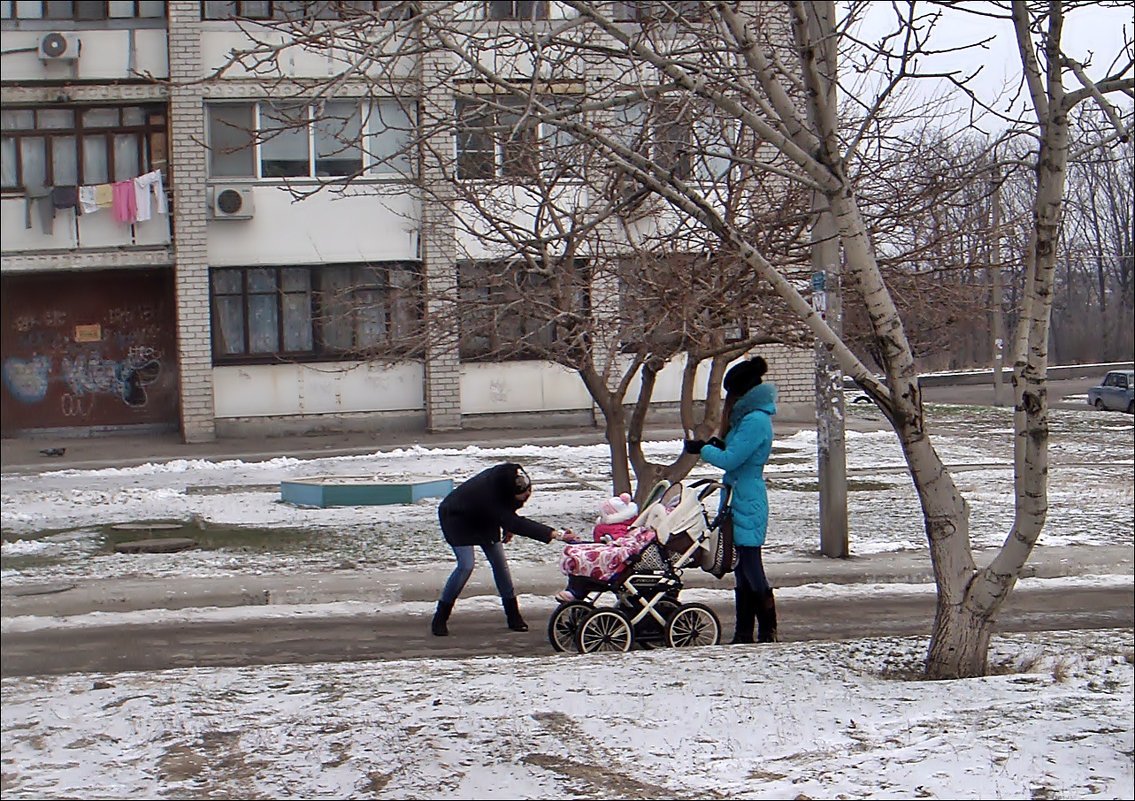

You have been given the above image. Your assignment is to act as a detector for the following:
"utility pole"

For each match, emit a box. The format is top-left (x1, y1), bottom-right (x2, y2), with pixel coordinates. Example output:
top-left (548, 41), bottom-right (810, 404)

top-left (808, 1), bottom-right (848, 559)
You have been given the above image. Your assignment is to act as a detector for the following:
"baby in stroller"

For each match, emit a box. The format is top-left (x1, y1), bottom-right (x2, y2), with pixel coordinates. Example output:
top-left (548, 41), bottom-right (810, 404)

top-left (555, 492), bottom-right (645, 602)
top-left (548, 480), bottom-right (734, 653)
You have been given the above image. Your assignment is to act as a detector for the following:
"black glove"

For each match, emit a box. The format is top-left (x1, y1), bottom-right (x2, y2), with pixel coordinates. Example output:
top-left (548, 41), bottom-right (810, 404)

top-left (706, 437), bottom-right (725, 450)
top-left (683, 439), bottom-right (706, 455)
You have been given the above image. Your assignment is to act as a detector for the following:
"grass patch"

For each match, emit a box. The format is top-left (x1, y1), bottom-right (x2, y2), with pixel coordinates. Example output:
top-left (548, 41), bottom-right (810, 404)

top-left (101, 521), bottom-right (317, 553)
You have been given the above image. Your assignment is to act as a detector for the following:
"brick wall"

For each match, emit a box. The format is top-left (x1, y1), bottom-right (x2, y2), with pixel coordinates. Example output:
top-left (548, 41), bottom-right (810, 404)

top-left (751, 342), bottom-right (815, 413)
top-left (167, 1), bottom-right (216, 442)
top-left (419, 46), bottom-right (462, 432)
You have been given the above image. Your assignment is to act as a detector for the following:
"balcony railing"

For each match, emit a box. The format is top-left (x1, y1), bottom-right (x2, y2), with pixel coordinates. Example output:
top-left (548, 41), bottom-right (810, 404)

top-left (0, 194), bottom-right (172, 254)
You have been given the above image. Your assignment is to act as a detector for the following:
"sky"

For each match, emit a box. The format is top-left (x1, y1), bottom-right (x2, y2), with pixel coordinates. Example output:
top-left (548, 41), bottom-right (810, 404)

top-left (1, 401), bottom-right (1133, 799)
top-left (844, 1), bottom-right (1134, 123)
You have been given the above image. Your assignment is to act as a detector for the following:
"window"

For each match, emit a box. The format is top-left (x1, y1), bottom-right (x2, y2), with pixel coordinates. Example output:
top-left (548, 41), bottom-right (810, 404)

top-left (206, 99), bottom-right (413, 180)
top-left (541, 95), bottom-right (585, 180)
top-left (485, 1), bottom-right (547, 20)
top-left (617, 253), bottom-right (749, 351)
top-left (202, 1), bottom-right (409, 20)
top-left (456, 97), bottom-right (540, 180)
top-left (1, 104), bottom-right (166, 191)
top-left (612, 1), bottom-right (708, 22)
top-left (458, 259), bottom-right (589, 361)
top-left (1, 1), bottom-right (166, 19)
top-left (609, 99), bottom-right (731, 182)
top-left (320, 264), bottom-right (421, 353)
top-left (210, 263), bottom-right (423, 362)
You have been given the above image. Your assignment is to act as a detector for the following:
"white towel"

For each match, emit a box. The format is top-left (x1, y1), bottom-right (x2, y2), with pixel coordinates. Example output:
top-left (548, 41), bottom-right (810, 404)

top-left (78, 185), bottom-right (99, 215)
top-left (132, 170), bottom-right (167, 222)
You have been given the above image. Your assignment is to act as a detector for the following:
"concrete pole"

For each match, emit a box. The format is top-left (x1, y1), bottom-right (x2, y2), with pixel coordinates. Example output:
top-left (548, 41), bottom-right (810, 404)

top-left (808, 1), bottom-right (848, 559)
top-left (812, 204), bottom-right (848, 559)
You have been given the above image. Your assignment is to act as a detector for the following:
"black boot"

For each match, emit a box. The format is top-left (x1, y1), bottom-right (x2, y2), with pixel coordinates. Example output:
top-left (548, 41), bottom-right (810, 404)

top-left (756, 589), bottom-right (778, 643)
top-left (431, 600), bottom-right (454, 637)
top-left (502, 596), bottom-right (529, 632)
top-left (730, 587), bottom-right (756, 644)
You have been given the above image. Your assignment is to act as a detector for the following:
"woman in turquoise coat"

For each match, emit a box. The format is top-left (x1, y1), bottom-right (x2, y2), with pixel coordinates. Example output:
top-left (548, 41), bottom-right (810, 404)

top-left (684, 356), bottom-right (779, 644)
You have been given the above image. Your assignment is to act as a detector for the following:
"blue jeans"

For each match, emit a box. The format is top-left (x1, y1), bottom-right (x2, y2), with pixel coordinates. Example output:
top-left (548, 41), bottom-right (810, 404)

top-left (734, 545), bottom-right (770, 596)
top-left (440, 541), bottom-right (516, 604)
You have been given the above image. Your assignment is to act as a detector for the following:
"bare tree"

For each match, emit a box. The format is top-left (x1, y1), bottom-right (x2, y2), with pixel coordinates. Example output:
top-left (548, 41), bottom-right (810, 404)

top-left (206, 0), bottom-right (1133, 678)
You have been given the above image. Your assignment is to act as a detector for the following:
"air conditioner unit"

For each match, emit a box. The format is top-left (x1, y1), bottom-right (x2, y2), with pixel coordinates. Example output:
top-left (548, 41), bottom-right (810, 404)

top-left (211, 186), bottom-right (255, 220)
top-left (38, 32), bottom-right (80, 61)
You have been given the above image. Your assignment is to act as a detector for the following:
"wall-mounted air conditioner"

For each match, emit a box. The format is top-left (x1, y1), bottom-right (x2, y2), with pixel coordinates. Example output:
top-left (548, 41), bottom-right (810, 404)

top-left (211, 186), bottom-right (255, 220)
top-left (38, 33), bottom-right (81, 61)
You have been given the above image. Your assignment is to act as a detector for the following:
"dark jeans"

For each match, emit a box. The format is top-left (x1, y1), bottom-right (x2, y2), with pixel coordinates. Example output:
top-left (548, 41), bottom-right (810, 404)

top-left (440, 542), bottom-right (516, 604)
top-left (734, 545), bottom-right (770, 595)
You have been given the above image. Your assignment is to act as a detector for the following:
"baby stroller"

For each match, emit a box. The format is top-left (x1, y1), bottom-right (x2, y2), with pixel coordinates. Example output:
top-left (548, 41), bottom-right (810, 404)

top-left (547, 478), bottom-right (735, 654)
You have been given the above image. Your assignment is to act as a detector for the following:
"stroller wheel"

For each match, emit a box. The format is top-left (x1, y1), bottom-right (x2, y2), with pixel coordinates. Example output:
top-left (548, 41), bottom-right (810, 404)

top-left (575, 608), bottom-right (634, 654)
top-left (547, 601), bottom-right (592, 652)
top-left (665, 603), bottom-right (721, 648)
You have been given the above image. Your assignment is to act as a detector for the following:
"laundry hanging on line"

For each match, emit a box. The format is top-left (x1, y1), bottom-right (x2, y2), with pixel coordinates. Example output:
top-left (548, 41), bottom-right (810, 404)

top-left (23, 170), bottom-right (167, 234)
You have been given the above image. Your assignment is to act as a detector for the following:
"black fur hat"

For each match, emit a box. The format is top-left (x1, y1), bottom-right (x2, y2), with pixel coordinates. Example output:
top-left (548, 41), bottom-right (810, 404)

top-left (514, 466), bottom-right (532, 493)
top-left (723, 356), bottom-right (768, 397)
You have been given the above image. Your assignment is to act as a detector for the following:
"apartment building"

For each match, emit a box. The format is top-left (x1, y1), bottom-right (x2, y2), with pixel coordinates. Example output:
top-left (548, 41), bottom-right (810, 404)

top-left (0, 1), bottom-right (814, 442)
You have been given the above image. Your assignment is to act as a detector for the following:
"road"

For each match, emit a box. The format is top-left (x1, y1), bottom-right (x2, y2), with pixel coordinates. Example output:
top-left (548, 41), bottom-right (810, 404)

top-left (3, 584), bottom-right (1130, 678)
top-left (919, 376), bottom-right (1098, 409)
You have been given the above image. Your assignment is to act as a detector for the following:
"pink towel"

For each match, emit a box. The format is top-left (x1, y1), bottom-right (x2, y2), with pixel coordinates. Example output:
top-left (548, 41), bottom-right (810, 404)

top-left (112, 180), bottom-right (137, 223)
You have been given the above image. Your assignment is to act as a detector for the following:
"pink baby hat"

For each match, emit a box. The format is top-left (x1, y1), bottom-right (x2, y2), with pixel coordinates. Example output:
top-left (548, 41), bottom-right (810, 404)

top-left (598, 492), bottom-right (639, 524)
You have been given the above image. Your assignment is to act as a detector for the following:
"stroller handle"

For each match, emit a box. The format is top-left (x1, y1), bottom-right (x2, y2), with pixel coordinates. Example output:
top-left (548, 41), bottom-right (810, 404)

top-left (689, 477), bottom-right (730, 503)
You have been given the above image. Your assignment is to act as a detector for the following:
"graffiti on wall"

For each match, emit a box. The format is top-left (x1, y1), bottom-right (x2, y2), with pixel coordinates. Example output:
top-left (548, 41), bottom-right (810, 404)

top-left (60, 347), bottom-right (162, 407)
top-left (3, 350), bottom-right (164, 415)
top-left (2, 296), bottom-right (175, 428)
top-left (1, 355), bottom-right (52, 404)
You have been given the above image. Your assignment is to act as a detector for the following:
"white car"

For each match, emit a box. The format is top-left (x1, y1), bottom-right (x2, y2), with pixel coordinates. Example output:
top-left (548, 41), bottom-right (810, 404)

top-left (1087, 370), bottom-right (1134, 414)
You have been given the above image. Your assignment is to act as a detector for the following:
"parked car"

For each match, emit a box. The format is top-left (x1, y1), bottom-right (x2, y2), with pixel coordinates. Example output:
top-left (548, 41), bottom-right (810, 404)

top-left (1087, 370), bottom-right (1134, 413)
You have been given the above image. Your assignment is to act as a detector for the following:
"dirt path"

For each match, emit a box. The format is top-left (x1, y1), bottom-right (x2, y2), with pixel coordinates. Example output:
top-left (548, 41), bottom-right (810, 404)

top-left (3, 584), bottom-right (1130, 678)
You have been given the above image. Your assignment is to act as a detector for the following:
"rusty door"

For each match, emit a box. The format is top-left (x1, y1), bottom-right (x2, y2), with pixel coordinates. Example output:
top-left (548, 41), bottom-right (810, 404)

top-left (1, 268), bottom-right (179, 433)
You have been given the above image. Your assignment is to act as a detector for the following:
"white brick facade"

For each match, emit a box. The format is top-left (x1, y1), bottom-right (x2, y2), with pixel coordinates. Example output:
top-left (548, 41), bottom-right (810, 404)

top-left (0, 3), bottom-right (816, 439)
top-left (167, 1), bottom-right (216, 442)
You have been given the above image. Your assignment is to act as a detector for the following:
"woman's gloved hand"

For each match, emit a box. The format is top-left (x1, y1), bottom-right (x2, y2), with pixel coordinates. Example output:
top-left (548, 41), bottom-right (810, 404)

top-left (706, 436), bottom-right (726, 450)
top-left (683, 439), bottom-right (706, 455)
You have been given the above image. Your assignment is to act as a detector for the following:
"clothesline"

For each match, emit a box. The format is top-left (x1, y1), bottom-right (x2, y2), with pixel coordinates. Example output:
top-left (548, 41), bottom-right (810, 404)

top-left (24, 169), bottom-right (167, 236)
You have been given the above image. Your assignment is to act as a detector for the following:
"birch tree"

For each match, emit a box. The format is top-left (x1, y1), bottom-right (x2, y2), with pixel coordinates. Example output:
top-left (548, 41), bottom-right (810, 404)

top-left (211, 0), bottom-right (1133, 678)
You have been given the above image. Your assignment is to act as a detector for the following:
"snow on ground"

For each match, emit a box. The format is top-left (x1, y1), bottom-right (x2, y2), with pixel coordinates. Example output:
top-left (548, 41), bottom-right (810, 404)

top-left (2, 403), bottom-right (1132, 800)
top-left (1, 629), bottom-right (1131, 800)
top-left (2, 405), bottom-right (1132, 585)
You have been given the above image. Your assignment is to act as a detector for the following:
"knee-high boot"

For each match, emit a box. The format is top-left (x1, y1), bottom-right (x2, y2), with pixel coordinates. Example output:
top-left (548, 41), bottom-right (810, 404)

top-left (730, 587), bottom-right (756, 644)
top-left (502, 596), bottom-right (529, 632)
top-left (756, 589), bottom-right (778, 643)
top-left (431, 600), bottom-right (454, 637)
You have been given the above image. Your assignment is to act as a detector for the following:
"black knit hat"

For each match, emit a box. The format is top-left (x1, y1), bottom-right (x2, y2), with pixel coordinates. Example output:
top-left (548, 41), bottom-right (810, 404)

top-left (723, 356), bottom-right (768, 397)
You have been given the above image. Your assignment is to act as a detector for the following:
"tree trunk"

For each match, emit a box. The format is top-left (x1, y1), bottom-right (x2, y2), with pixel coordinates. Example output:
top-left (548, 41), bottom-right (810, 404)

top-left (926, 592), bottom-right (996, 680)
top-left (603, 402), bottom-right (632, 496)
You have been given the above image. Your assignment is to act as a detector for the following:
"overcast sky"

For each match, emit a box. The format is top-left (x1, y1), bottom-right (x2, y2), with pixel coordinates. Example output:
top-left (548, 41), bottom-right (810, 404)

top-left (843, 1), bottom-right (1134, 120)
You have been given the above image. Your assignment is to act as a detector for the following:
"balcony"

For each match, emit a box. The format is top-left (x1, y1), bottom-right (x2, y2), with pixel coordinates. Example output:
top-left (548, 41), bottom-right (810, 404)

top-left (0, 195), bottom-right (172, 270)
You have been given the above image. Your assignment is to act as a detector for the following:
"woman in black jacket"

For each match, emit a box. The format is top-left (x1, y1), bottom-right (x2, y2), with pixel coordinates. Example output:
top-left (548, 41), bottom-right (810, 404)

top-left (431, 462), bottom-right (576, 636)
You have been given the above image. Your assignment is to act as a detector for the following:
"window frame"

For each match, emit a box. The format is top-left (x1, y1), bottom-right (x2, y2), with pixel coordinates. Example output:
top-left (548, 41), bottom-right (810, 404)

top-left (455, 95), bottom-right (544, 181)
top-left (205, 98), bottom-right (415, 182)
top-left (1, 103), bottom-right (167, 192)
top-left (484, 1), bottom-right (548, 20)
top-left (201, 1), bottom-right (408, 21)
top-left (457, 258), bottom-right (590, 361)
top-left (611, 1), bottom-right (709, 23)
top-left (1, 1), bottom-right (167, 21)
top-left (209, 262), bottom-right (425, 365)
